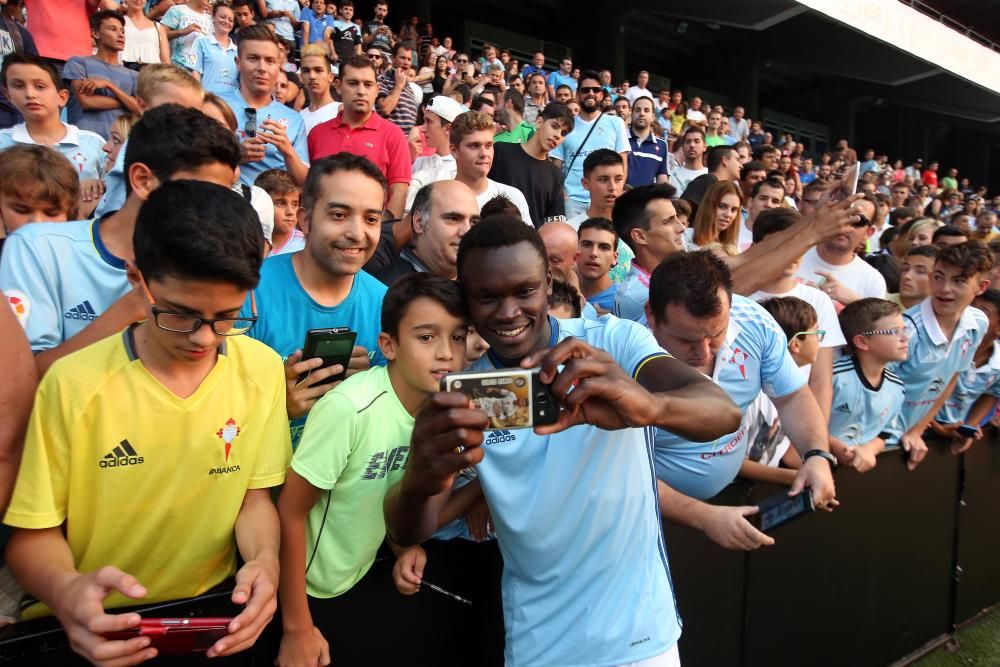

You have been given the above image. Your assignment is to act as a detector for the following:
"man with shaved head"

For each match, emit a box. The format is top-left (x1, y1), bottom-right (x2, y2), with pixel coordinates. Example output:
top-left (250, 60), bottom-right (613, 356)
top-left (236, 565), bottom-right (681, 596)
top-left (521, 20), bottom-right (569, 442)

top-left (539, 221), bottom-right (581, 287)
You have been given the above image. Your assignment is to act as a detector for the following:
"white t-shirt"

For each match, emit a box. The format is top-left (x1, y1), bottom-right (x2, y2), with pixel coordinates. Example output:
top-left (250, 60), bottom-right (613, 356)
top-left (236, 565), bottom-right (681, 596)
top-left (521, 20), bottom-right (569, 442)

top-left (476, 179), bottom-right (533, 226)
top-left (300, 102), bottom-right (342, 134)
top-left (405, 153), bottom-right (457, 211)
top-left (738, 220), bottom-right (754, 252)
top-left (749, 282), bottom-right (847, 348)
top-left (795, 247), bottom-right (887, 302)
top-left (685, 109), bottom-right (707, 124)
top-left (625, 86), bottom-right (652, 104)
top-left (670, 165), bottom-right (707, 194)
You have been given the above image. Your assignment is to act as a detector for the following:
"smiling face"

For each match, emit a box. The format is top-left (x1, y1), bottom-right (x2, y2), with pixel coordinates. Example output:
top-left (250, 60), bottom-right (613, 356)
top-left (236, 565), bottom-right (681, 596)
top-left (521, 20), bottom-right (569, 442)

top-left (931, 262), bottom-right (989, 318)
top-left (300, 169), bottom-right (384, 277)
top-left (213, 5), bottom-right (234, 34)
top-left (452, 129), bottom-right (494, 180)
top-left (461, 242), bottom-right (552, 362)
top-left (577, 77), bottom-right (603, 113)
top-left (715, 192), bottom-right (741, 232)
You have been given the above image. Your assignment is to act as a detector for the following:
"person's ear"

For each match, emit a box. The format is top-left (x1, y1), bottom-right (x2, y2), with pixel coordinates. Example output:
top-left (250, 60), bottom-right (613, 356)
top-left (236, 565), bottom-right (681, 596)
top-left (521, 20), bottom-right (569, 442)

top-left (297, 206), bottom-right (311, 237)
top-left (57, 88), bottom-right (70, 108)
top-left (977, 276), bottom-right (991, 296)
top-left (125, 260), bottom-right (143, 290)
top-left (378, 331), bottom-right (397, 361)
top-left (852, 334), bottom-right (871, 353)
top-left (411, 210), bottom-right (424, 236)
top-left (127, 163), bottom-right (159, 201)
top-left (631, 226), bottom-right (647, 248)
top-left (787, 336), bottom-right (802, 355)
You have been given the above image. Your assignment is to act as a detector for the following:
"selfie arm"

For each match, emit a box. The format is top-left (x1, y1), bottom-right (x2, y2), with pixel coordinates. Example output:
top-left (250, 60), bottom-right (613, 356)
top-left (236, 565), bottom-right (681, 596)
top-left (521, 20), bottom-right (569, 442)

top-left (636, 356), bottom-right (741, 441)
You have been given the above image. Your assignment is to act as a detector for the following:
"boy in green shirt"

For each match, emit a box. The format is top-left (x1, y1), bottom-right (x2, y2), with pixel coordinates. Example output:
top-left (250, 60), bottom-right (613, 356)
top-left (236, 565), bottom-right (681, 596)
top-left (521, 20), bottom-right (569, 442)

top-left (276, 272), bottom-right (470, 666)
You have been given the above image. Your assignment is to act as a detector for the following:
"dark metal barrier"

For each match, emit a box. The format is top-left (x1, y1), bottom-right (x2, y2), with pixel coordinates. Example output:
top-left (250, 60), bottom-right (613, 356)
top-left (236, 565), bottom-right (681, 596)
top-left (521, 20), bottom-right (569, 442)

top-left (1, 439), bottom-right (998, 666)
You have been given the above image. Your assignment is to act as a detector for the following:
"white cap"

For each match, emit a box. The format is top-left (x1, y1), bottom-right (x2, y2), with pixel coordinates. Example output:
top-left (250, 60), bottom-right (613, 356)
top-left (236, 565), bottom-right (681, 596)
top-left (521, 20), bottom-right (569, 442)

top-left (425, 95), bottom-right (467, 123)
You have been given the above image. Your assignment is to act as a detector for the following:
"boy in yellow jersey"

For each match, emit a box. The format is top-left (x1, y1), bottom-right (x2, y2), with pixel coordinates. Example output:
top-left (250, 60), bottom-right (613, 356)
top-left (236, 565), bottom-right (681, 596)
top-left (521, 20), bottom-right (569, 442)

top-left (276, 272), bottom-right (469, 666)
top-left (3, 181), bottom-right (292, 665)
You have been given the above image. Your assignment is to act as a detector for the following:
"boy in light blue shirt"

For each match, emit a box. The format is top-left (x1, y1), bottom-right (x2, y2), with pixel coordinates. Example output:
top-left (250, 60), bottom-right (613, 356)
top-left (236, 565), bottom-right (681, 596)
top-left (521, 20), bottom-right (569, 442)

top-left (932, 288), bottom-right (1000, 453)
top-left (550, 71), bottom-right (629, 218)
top-left (830, 298), bottom-right (908, 473)
top-left (890, 241), bottom-right (993, 469)
top-left (0, 55), bottom-right (105, 184)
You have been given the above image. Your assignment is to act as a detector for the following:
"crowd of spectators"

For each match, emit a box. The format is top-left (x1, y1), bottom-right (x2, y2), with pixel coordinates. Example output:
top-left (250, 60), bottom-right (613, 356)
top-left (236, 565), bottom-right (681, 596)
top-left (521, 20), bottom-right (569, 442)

top-left (1, 2), bottom-right (999, 667)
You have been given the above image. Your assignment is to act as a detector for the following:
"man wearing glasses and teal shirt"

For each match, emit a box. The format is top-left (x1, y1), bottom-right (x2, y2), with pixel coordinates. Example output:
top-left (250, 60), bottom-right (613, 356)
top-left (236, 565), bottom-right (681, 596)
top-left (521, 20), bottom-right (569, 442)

top-left (4, 181), bottom-right (290, 666)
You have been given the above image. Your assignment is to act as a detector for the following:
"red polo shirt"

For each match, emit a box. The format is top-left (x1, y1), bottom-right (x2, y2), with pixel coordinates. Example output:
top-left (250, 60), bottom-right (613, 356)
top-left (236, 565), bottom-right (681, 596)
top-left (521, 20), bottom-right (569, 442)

top-left (307, 111), bottom-right (412, 186)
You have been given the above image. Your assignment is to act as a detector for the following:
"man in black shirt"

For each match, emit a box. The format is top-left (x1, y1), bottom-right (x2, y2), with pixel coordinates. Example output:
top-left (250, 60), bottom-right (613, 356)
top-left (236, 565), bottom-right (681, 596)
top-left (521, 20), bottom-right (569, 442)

top-left (489, 103), bottom-right (574, 227)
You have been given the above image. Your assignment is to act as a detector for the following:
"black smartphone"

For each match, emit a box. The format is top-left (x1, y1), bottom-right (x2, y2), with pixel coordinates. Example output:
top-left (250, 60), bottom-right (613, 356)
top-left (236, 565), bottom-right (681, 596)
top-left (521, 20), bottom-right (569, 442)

top-left (299, 328), bottom-right (357, 385)
top-left (957, 424), bottom-right (979, 438)
top-left (243, 108), bottom-right (257, 139)
top-left (441, 368), bottom-right (558, 430)
top-left (753, 490), bottom-right (814, 532)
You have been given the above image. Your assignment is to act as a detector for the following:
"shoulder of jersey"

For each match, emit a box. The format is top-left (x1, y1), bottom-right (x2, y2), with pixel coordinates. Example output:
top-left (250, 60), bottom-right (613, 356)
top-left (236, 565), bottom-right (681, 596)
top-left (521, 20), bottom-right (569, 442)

top-left (78, 129), bottom-right (107, 145)
top-left (884, 369), bottom-right (904, 386)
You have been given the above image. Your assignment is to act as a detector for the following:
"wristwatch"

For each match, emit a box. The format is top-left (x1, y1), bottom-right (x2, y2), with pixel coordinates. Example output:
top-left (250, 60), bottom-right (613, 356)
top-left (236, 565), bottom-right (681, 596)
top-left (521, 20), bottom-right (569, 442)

top-left (802, 449), bottom-right (838, 471)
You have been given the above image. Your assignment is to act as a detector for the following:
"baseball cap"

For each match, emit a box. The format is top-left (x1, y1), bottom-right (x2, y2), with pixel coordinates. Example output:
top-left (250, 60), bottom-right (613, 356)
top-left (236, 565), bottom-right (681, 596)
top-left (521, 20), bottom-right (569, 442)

top-left (425, 95), bottom-right (467, 123)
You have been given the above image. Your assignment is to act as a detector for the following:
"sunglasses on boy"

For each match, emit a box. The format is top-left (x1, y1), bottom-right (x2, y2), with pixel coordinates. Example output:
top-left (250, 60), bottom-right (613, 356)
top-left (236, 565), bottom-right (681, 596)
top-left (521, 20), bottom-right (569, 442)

top-left (139, 274), bottom-right (257, 336)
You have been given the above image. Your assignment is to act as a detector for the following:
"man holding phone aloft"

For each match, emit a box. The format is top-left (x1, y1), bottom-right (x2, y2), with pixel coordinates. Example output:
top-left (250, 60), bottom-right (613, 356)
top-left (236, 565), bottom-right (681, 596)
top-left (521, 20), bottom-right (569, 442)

top-left (242, 154), bottom-right (388, 447)
top-left (218, 25), bottom-right (309, 187)
top-left (385, 216), bottom-right (742, 667)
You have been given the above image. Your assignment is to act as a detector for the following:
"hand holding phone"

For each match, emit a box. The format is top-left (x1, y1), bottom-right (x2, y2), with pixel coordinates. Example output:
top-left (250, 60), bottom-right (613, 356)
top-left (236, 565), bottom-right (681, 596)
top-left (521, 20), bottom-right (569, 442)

top-left (442, 368), bottom-right (557, 430)
top-left (299, 328), bottom-right (357, 385)
top-left (103, 618), bottom-right (232, 654)
top-left (752, 490), bottom-right (814, 532)
top-left (956, 424), bottom-right (979, 438)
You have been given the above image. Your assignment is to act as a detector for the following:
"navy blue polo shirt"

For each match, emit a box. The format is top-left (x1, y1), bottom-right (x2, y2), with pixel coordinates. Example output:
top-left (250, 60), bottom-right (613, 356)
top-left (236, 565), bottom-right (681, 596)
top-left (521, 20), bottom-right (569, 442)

top-left (627, 128), bottom-right (670, 187)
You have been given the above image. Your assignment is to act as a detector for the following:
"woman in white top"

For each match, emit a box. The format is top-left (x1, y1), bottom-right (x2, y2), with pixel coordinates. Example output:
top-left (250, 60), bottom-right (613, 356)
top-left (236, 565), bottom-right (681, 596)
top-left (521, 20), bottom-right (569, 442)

top-left (122, 0), bottom-right (170, 68)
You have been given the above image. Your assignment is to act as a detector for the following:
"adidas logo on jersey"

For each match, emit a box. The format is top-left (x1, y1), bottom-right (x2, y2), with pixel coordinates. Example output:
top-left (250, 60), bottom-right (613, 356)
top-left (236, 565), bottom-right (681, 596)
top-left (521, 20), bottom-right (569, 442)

top-left (485, 430), bottom-right (516, 445)
top-left (65, 300), bottom-right (98, 321)
top-left (99, 439), bottom-right (144, 468)
top-left (835, 403), bottom-right (851, 413)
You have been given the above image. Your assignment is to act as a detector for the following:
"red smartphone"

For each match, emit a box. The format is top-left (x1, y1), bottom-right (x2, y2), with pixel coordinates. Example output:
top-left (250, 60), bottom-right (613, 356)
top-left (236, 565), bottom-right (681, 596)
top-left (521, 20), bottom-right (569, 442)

top-left (103, 618), bottom-right (232, 654)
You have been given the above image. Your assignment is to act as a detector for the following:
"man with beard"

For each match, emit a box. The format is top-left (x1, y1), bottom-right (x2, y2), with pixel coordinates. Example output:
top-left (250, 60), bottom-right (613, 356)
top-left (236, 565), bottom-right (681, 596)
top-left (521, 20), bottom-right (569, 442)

top-left (670, 126), bottom-right (707, 194)
top-left (627, 95), bottom-right (669, 188)
top-left (795, 193), bottom-right (887, 305)
top-left (490, 103), bottom-right (574, 226)
top-left (243, 153), bottom-right (388, 446)
top-left (308, 54), bottom-right (410, 220)
top-left (219, 25), bottom-right (309, 185)
top-left (385, 215), bottom-right (741, 667)
top-left (550, 70), bottom-right (629, 218)
top-left (298, 46), bottom-right (341, 133)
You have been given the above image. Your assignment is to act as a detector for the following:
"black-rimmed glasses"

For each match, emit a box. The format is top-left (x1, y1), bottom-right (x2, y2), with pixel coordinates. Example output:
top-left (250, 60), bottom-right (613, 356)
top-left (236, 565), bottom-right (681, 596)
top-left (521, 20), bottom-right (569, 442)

top-left (139, 275), bottom-right (257, 336)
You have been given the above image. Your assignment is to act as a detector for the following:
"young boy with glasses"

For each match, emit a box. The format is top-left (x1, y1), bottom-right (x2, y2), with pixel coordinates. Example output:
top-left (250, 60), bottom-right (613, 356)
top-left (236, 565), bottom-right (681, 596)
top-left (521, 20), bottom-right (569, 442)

top-left (3, 181), bottom-right (291, 665)
top-left (830, 298), bottom-right (908, 473)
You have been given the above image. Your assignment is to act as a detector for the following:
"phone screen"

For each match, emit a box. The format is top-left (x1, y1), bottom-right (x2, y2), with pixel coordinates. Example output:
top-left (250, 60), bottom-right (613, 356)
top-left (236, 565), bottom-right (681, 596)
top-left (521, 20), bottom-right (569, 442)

top-left (759, 494), bottom-right (812, 532)
top-left (315, 337), bottom-right (354, 360)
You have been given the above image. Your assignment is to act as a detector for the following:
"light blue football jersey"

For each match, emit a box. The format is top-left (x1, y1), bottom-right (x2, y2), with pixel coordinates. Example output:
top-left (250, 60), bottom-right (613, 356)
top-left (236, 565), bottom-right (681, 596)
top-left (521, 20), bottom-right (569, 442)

top-left (241, 253), bottom-right (386, 447)
top-left (192, 34), bottom-right (239, 95)
top-left (469, 315), bottom-right (679, 667)
top-left (0, 217), bottom-right (128, 351)
top-left (615, 262), bottom-right (651, 323)
top-left (0, 122), bottom-right (105, 181)
top-left (829, 355), bottom-right (905, 445)
top-left (94, 138), bottom-right (126, 218)
top-left (890, 299), bottom-right (987, 434)
top-left (653, 295), bottom-right (806, 500)
top-left (936, 341), bottom-right (1000, 425)
top-left (216, 88), bottom-right (309, 186)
